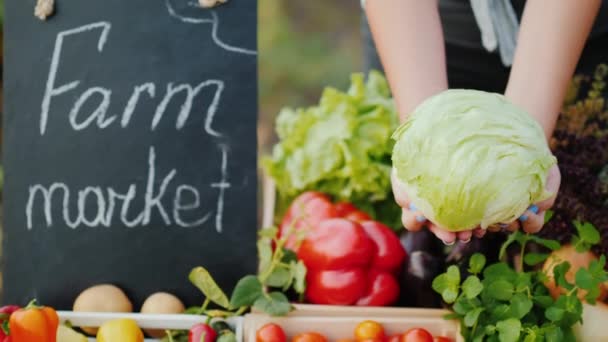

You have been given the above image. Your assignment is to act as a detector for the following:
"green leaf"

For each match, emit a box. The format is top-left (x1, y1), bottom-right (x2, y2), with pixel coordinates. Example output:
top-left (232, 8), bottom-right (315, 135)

top-left (432, 266), bottom-right (460, 303)
top-left (544, 325), bottom-right (564, 342)
top-left (545, 306), bottom-right (565, 321)
top-left (453, 298), bottom-right (472, 315)
top-left (584, 286), bottom-right (601, 304)
top-left (544, 210), bottom-right (554, 223)
top-left (491, 304), bottom-right (512, 321)
top-left (524, 253), bottom-right (549, 266)
top-left (496, 318), bottom-right (521, 342)
top-left (189, 267), bottom-right (230, 309)
top-left (469, 253), bottom-right (486, 274)
top-left (281, 248), bottom-right (298, 263)
top-left (553, 262), bottom-right (573, 290)
top-left (464, 307), bottom-right (484, 328)
top-left (265, 266), bottom-right (292, 288)
top-left (529, 236), bottom-right (561, 251)
top-left (574, 221), bottom-right (600, 244)
top-left (229, 275), bottom-right (263, 309)
top-left (574, 267), bottom-right (594, 290)
top-left (462, 276), bottom-right (483, 299)
top-left (534, 295), bottom-right (554, 308)
top-left (499, 232), bottom-right (520, 260)
top-left (483, 262), bottom-right (516, 282)
top-left (257, 239), bottom-right (273, 274)
top-left (291, 260), bottom-right (307, 294)
top-left (252, 292), bottom-right (293, 316)
top-left (487, 279), bottom-right (514, 301)
top-left (510, 293), bottom-right (533, 319)
top-left (205, 310), bottom-right (233, 318)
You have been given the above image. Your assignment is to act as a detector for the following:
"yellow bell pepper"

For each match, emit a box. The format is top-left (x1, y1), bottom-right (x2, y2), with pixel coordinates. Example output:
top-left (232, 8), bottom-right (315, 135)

top-left (96, 318), bottom-right (143, 342)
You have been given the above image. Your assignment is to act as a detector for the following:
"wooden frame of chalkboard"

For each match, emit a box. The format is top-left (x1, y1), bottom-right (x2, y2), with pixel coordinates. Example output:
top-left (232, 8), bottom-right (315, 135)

top-left (3, 0), bottom-right (258, 309)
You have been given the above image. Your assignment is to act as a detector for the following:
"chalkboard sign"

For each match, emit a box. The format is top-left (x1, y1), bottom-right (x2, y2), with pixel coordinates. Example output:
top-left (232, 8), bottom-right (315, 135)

top-left (2, 0), bottom-right (258, 309)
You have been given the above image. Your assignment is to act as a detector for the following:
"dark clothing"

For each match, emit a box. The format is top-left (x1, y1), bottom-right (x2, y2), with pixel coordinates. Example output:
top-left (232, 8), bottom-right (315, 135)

top-left (362, 0), bottom-right (608, 93)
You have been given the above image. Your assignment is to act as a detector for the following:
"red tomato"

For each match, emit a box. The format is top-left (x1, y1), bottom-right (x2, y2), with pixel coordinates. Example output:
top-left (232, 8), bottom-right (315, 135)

top-left (334, 202), bottom-right (371, 222)
top-left (256, 323), bottom-right (287, 342)
top-left (434, 337), bottom-right (453, 342)
top-left (305, 268), bottom-right (368, 305)
top-left (387, 334), bottom-right (403, 342)
top-left (292, 332), bottom-right (327, 342)
top-left (354, 320), bottom-right (385, 341)
top-left (401, 328), bottom-right (433, 342)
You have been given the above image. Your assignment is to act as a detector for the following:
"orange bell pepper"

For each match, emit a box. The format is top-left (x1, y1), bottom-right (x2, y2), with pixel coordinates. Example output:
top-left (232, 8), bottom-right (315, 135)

top-left (8, 301), bottom-right (58, 342)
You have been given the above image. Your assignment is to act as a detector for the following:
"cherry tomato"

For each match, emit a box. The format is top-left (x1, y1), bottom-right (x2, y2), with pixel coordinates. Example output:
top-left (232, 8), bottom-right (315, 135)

top-left (354, 320), bottom-right (385, 341)
top-left (401, 328), bottom-right (433, 342)
top-left (256, 323), bottom-right (287, 342)
top-left (433, 337), bottom-right (453, 342)
top-left (387, 334), bottom-right (403, 342)
top-left (292, 332), bottom-right (327, 342)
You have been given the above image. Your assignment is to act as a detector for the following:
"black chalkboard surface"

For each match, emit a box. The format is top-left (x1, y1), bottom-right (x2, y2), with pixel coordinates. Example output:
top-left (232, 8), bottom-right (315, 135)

top-left (2, 0), bottom-right (258, 309)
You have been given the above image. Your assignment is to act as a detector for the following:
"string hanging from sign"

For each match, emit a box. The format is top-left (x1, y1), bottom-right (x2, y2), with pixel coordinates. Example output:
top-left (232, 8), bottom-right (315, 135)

top-left (34, 0), bottom-right (55, 20)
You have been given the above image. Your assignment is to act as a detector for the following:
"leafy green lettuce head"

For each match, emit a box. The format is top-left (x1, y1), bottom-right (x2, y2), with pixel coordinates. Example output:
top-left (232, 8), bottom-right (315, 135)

top-left (263, 71), bottom-right (401, 227)
top-left (392, 89), bottom-right (557, 231)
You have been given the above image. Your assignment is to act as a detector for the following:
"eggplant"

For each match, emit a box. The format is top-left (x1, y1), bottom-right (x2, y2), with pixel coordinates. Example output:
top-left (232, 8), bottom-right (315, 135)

top-left (398, 250), bottom-right (445, 308)
top-left (397, 230), bottom-right (445, 307)
top-left (399, 229), bottom-right (444, 256)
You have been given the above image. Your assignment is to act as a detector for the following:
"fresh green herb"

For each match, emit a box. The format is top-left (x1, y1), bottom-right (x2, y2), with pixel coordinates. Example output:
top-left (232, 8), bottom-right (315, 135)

top-left (572, 221), bottom-right (601, 252)
top-left (433, 221), bottom-right (608, 342)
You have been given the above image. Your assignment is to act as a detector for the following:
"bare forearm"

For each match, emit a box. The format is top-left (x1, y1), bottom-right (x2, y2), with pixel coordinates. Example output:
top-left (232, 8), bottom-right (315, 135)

top-left (365, 0), bottom-right (448, 122)
top-left (505, 0), bottom-right (601, 139)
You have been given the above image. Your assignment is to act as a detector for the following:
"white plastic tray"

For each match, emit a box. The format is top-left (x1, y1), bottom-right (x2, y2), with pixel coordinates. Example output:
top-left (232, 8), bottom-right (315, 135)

top-left (57, 311), bottom-right (243, 342)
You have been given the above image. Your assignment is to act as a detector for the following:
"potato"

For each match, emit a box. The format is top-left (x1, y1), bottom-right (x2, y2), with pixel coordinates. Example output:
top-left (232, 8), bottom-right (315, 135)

top-left (542, 244), bottom-right (608, 301)
top-left (140, 292), bottom-right (185, 338)
top-left (73, 284), bottom-right (133, 335)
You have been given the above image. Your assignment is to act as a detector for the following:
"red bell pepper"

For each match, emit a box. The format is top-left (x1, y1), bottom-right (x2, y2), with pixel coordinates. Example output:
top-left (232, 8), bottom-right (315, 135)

top-left (298, 218), bottom-right (406, 306)
top-left (334, 202), bottom-right (371, 222)
top-left (279, 192), bottom-right (338, 251)
top-left (0, 305), bottom-right (20, 342)
top-left (8, 301), bottom-right (58, 342)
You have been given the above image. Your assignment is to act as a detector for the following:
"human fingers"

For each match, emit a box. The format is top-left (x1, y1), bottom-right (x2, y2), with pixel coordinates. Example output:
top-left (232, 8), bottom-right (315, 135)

top-left (457, 230), bottom-right (473, 243)
top-left (428, 223), bottom-right (458, 245)
top-left (473, 228), bottom-right (487, 238)
top-left (401, 204), bottom-right (427, 232)
top-left (521, 207), bottom-right (546, 234)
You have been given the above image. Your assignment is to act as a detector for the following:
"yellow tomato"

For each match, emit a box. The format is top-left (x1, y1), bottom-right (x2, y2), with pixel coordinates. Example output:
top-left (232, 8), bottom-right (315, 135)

top-left (96, 318), bottom-right (144, 342)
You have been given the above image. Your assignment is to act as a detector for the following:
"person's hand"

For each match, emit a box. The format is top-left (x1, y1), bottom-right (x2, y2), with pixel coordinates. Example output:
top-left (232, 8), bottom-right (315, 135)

top-left (486, 164), bottom-right (561, 234)
top-left (391, 164), bottom-right (561, 244)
